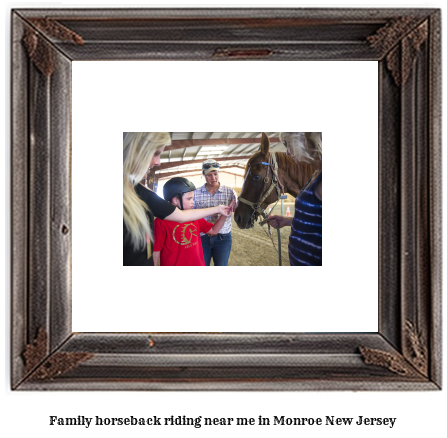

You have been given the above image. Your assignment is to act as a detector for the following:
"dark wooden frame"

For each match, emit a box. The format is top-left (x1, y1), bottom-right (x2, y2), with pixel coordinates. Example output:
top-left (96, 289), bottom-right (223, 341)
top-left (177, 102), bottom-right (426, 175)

top-left (11, 8), bottom-right (441, 390)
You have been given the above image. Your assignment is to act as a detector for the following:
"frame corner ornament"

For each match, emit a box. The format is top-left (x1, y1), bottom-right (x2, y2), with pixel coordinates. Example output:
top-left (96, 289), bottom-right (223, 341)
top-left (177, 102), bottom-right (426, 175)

top-left (27, 352), bottom-right (95, 381)
top-left (367, 17), bottom-right (429, 86)
top-left (23, 327), bottom-right (48, 374)
top-left (359, 345), bottom-right (424, 380)
top-left (22, 17), bottom-right (84, 77)
top-left (404, 320), bottom-right (428, 377)
top-left (22, 328), bottom-right (94, 382)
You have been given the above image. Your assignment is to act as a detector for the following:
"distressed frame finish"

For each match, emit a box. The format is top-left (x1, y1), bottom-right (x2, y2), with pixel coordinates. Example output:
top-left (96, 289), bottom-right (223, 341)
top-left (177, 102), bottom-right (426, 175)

top-left (11, 8), bottom-right (441, 390)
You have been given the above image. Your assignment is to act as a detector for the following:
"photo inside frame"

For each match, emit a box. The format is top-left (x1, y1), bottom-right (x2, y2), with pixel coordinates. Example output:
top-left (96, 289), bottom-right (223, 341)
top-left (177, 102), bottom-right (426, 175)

top-left (72, 61), bottom-right (378, 333)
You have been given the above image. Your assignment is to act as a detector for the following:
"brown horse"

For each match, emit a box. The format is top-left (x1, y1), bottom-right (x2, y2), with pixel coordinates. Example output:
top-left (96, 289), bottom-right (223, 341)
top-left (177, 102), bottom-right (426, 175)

top-left (234, 133), bottom-right (317, 229)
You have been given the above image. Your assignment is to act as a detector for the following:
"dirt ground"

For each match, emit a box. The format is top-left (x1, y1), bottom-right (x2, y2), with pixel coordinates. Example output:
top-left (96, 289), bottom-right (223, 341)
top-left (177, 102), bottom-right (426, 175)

top-left (211, 202), bottom-right (294, 266)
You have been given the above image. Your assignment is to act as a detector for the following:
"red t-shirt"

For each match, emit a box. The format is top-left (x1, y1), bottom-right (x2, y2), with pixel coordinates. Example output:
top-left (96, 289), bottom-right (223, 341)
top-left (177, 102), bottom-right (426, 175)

top-left (153, 218), bottom-right (213, 266)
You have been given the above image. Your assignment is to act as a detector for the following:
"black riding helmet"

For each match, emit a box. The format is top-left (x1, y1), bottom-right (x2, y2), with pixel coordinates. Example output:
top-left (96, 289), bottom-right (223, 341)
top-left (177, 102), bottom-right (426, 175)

top-left (163, 177), bottom-right (196, 210)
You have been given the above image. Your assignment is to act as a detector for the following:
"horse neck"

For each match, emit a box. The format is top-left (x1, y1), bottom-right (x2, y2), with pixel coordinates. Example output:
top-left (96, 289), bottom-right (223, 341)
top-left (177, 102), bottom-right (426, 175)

top-left (276, 152), bottom-right (316, 198)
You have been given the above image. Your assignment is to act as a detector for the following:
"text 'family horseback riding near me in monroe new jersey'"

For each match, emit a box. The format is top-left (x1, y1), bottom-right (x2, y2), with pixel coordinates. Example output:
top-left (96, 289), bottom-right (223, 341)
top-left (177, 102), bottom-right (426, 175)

top-left (48, 414), bottom-right (396, 429)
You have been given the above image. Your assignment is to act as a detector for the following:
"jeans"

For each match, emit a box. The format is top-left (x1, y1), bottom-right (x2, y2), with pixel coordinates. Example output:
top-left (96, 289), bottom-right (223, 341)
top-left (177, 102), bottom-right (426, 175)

top-left (200, 232), bottom-right (232, 266)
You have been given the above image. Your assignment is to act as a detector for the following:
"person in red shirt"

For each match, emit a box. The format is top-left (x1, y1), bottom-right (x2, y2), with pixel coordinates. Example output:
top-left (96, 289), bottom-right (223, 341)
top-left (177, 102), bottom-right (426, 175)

top-left (153, 177), bottom-right (235, 266)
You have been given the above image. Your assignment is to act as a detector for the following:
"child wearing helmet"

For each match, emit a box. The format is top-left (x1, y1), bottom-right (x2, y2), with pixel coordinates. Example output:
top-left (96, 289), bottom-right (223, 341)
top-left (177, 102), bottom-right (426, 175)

top-left (153, 177), bottom-right (233, 266)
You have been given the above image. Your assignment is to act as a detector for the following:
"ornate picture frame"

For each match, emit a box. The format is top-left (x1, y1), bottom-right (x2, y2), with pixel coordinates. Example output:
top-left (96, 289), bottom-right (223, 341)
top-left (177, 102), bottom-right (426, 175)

top-left (11, 8), bottom-right (441, 390)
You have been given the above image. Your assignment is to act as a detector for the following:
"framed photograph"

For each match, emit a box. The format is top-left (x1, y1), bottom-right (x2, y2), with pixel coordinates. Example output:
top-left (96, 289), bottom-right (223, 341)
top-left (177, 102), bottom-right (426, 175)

top-left (11, 8), bottom-right (441, 390)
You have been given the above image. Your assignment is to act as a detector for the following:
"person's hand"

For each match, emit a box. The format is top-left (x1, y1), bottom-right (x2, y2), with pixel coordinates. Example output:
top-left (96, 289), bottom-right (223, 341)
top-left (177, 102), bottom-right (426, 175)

top-left (228, 199), bottom-right (236, 213)
top-left (265, 215), bottom-right (292, 229)
top-left (217, 204), bottom-right (232, 217)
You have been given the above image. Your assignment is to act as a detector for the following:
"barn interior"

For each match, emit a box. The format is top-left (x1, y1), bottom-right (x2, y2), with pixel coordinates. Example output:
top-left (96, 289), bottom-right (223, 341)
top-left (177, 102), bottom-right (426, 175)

top-left (143, 132), bottom-right (293, 266)
top-left (146, 132), bottom-right (284, 196)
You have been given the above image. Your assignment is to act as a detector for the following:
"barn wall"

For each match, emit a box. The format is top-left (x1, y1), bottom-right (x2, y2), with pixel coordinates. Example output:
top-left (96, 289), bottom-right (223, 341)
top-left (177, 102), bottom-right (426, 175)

top-left (156, 172), bottom-right (244, 199)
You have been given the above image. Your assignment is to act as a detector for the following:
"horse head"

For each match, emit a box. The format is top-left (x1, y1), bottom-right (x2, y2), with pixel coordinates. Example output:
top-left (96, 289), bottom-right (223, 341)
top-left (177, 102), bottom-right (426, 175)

top-left (234, 133), bottom-right (280, 229)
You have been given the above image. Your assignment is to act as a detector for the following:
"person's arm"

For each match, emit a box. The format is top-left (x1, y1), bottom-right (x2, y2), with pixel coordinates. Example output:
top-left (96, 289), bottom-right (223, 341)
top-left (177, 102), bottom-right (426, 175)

top-left (153, 251), bottom-right (160, 266)
top-left (139, 185), bottom-right (230, 224)
top-left (206, 190), bottom-right (237, 235)
top-left (265, 215), bottom-right (293, 229)
top-left (206, 213), bottom-right (227, 235)
top-left (164, 204), bottom-right (231, 223)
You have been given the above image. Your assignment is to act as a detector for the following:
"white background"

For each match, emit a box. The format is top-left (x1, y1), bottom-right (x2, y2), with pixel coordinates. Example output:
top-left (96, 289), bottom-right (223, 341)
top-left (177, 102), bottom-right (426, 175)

top-left (2, 1), bottom-right (445, 438)
top-left (72, 60), bottom-right (378, 332)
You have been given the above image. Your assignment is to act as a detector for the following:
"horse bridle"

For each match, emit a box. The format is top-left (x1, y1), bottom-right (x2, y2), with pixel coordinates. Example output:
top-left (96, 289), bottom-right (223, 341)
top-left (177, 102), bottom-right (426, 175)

top-left (238, 152), bottom-right (285, 228)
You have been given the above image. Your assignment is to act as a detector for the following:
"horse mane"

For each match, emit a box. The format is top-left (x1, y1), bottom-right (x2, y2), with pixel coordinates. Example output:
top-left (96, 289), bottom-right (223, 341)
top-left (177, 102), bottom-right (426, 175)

top-left (243, 150), bottom-right (317, 190)
top-left (275, 152), bottom-right (317, 189)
